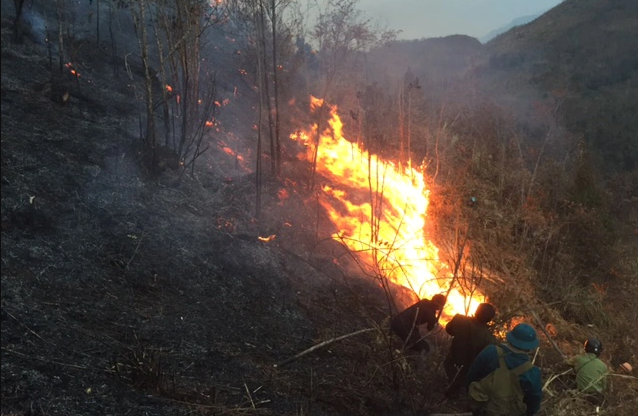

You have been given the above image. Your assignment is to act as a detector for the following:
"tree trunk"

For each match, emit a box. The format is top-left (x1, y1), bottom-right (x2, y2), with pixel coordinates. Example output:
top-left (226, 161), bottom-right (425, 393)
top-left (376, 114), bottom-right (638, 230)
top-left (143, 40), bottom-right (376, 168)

top-left (270, 0), bottom-right (281, 175)
top-left (133, 0), bottom-right (156, 172)
top-left (96, 0), bottom-right (101, 44)
top-left (57, 0), bottom-right (65, 74)
top-left (257, 1), bottom-right (275, 174)
top-left (12, 0), bottom-right (26, 44)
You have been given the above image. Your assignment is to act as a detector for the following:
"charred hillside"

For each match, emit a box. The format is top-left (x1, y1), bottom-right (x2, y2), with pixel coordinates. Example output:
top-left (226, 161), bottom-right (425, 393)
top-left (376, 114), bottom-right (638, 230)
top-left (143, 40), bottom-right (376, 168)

top-left (0, 12), bottom-right (400, 416)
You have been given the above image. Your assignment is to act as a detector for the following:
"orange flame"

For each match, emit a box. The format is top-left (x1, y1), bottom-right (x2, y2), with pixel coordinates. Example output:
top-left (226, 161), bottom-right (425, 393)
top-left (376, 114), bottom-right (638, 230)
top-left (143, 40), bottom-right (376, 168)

top-left (295, 96), bottom-right (483, 320)
top-left (65, 62), bottom-right (80, 77)
top-left (258, 235), bottom-right (277, 242)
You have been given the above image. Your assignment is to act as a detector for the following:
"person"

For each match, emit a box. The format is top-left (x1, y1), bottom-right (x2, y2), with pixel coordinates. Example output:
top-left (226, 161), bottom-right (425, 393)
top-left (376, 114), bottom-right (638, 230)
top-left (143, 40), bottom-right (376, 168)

top-left (443, 303), bottom-right (499, 397)
top-left (567, 338), bottom-right (609, 405)
top-left (466, 323), bottom-right (542, 416)
top-left (390, 294), bottom-right (446, 352)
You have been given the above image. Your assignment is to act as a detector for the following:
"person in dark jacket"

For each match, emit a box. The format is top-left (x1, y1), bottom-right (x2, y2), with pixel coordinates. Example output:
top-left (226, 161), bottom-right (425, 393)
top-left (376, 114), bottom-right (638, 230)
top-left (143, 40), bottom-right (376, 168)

top-left (466, 323), bottom-right (543, 416)
top-left (390, 294), bottom-right (446, 352)
top-left (443, 303), bottom-right (499, 397)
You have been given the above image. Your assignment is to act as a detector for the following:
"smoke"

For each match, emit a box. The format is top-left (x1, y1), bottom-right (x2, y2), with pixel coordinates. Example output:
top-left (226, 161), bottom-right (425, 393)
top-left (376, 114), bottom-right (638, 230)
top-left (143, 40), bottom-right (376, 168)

top-left (23, 8), bottom-right (48, 45)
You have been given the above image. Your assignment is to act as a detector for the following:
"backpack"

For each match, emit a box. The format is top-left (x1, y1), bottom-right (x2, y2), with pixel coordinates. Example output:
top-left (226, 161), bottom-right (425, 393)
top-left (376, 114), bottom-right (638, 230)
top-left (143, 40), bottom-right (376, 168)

top-left (468, 346), bottom-right (534, 416)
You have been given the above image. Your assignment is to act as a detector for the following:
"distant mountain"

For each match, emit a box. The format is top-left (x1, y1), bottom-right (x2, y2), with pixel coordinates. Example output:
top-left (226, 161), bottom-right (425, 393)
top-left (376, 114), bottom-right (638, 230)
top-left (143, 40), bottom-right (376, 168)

top-left (364, 0), bottom-right (637, 172)
top-left (366, 35), bottom-right (482, 101)
top-left (479, 14), bottom-right (540, 43)
top-left (478, 0), bottom-right (638, 172)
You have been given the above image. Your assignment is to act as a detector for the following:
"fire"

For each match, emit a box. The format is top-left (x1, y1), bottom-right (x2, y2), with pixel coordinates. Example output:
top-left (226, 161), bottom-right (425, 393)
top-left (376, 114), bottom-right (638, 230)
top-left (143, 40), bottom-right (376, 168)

top-left (65, 62), bottom-right (80, 77)
top-left (293, 97), bottom-right (483, 321)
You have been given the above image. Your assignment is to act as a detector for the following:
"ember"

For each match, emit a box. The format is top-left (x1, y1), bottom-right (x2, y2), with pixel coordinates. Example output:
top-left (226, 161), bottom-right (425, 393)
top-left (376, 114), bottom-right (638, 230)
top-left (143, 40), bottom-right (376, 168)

top-left (65, 62), bottom-right (80, 77)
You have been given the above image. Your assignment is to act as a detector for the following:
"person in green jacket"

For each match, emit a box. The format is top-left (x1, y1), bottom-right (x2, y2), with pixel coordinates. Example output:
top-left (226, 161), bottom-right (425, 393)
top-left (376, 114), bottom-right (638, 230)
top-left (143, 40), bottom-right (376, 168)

top-left (568, 338), bottom-right (609, 405)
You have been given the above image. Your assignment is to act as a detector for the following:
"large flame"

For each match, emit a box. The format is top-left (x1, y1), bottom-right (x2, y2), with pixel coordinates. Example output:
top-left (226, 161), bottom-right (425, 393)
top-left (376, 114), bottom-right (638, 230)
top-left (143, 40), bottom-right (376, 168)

top-left (291, 97), bottom-right (484, 321)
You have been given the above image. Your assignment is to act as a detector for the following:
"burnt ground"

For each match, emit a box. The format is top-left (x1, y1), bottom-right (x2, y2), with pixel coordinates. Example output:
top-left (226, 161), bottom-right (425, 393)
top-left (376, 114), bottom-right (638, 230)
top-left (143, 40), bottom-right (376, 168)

top-left (0, 18), bottom-right (466, 416)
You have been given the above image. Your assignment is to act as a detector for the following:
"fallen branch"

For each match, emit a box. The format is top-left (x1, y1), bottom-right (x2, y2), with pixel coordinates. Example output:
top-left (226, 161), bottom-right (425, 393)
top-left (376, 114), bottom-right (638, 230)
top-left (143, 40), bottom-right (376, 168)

top-left (528, 308), bottom-right (566, 361)
top-left (542, 368), bottom-right (574, 395)
top-left (274, 327), bottom-right (376, 368)
top-left (1, 347), bottom-right (109, 373)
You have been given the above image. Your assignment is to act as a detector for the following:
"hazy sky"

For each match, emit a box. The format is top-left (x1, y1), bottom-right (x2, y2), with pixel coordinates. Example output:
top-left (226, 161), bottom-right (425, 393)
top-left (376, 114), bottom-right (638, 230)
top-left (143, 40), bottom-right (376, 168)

top-left (357, 0), bottom-right (564, 40)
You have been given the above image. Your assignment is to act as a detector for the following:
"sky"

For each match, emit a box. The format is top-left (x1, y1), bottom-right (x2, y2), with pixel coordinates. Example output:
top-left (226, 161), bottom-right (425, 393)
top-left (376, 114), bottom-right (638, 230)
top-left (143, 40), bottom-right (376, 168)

top-left (356, 0), bottom-right (564, 40)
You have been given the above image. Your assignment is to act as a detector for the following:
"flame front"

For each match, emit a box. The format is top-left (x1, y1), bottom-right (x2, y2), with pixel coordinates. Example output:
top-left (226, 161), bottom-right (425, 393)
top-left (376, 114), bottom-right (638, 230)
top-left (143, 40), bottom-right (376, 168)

top-left (292, 97), bottom-right (483, 320)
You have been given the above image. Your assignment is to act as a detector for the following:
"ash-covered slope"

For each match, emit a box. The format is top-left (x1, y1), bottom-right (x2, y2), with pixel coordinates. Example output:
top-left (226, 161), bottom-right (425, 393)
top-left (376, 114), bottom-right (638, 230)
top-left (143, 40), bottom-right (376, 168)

top-left (0, 11), bottom-right (423, 416)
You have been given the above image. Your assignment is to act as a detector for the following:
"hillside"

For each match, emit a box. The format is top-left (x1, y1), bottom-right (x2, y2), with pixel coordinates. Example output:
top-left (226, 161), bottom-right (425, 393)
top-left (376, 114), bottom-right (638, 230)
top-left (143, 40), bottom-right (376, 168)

top-left (2, 2), bottom-right (638, 416)
top-left (480, 0), bottom-right (638, 171)
top-left (479, 14), bottom-right (541, 43)
top-left (366, 0), bottom-right (638, 173)
top-left (0, 11), bottom-right (399, 416)
top-left (366, 35), bottom-right (482, 101)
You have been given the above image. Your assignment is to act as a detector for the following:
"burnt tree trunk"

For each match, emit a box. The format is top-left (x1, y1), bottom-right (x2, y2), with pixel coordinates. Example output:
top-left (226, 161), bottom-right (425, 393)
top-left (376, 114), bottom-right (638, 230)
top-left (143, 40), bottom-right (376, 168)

top-left (12, 0), bottom-right (26, 44)
top-left (269, 0), bottom-right (281, 175)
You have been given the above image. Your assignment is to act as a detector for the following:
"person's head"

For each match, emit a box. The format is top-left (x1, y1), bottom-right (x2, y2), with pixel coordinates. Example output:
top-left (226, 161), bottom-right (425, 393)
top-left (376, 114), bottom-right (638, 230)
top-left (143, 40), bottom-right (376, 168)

top-left (474, 303), bottom-right (496, 324)
top-left (431, 294), bottom-right (447, 310)
top-left (506, 323), bottom-right (540, 351)
top-left (584, 338), bottom-right (603, 356)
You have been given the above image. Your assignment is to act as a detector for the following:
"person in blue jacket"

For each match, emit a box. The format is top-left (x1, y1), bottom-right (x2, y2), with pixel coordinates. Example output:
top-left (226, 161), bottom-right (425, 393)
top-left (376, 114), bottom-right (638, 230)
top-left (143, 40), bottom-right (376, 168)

top-left (466, 323), bottom-right (543, 416)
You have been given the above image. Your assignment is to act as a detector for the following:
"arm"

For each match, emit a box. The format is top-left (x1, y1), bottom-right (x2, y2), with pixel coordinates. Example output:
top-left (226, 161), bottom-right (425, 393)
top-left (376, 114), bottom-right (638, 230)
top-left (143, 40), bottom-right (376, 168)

top-left (522, 367), bottom-right (543, 416)
top-left (566, 355), bottom-right (577, 367)
top-left (466, 345), bottom-right (496, 388)
top-left (426, 313), bottom-right (439, 331)
top-left (414, 301), bottom-right (438, 331)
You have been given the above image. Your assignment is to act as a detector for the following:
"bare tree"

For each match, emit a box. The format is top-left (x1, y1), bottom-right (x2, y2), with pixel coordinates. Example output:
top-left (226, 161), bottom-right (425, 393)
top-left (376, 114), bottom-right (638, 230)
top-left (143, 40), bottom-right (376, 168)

top-left (127, 0), bottom-right (223, 175)
top-left (130, 0), bottom-right (157, 172)
top-left (308, 0), bottom-right (396, 186)
top-left (268, 0), bottom-right (283, 174)
top-left (56, 0), bottom-right (67, 74)
top-left (155, 0), bottom-right (223, 171)
top-left (11, 0), bottom-right (27, 44)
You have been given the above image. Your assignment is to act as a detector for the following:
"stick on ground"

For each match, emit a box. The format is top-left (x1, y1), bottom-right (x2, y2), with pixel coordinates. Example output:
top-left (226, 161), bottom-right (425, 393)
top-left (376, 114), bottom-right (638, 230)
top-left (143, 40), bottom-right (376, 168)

top-left (274, 327), bottom-right (376, 368)
top-left (529, 309), bottom-right (567, 361)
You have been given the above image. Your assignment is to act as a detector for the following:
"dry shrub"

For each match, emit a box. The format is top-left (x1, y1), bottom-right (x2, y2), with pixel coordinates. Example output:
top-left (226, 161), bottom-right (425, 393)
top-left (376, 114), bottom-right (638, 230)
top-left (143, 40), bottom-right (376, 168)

top-left (535, 358), bottom-right (638, 416)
